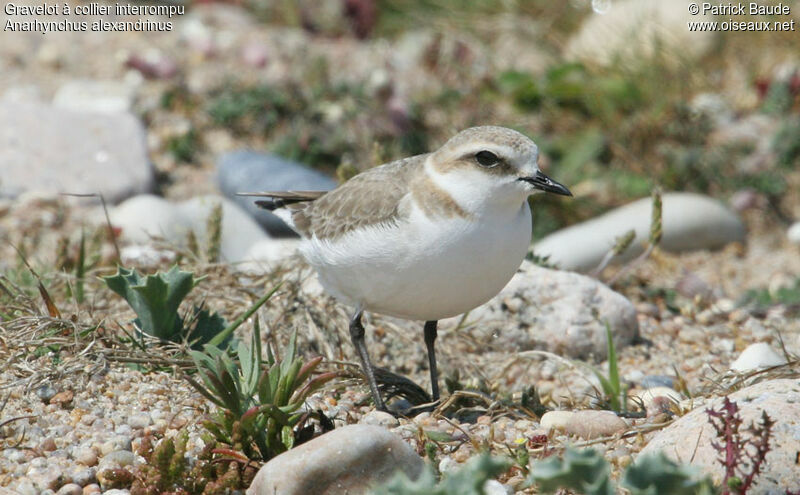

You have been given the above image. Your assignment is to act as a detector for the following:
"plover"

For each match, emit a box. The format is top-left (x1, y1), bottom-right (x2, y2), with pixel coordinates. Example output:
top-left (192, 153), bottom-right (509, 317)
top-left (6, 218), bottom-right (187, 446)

top-left (243, 126), bottom-right (571, 411)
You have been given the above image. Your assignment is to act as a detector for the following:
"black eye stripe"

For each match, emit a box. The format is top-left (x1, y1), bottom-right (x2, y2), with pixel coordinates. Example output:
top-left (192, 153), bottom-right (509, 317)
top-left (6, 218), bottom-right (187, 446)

top-left (475, 150), bottom-right (499, 167)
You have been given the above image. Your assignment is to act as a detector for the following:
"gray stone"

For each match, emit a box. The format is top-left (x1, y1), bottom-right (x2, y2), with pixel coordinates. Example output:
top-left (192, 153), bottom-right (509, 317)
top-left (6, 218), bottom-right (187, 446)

top-left (127, 413), bottom-right (151, 429)
top-left (99, 436), bottom-right (132, 455)
top-left (533, 193), bottom-right (746, 272)
top-left (216, 151), bottom-right (337, 236)
top-left (109, 194), bottom-right (274, 263)
top-left (640, 375), bottom-right (676, 389)
top-left (12, 480), bottom-right (37, 495)
top-left (52, 80), bottom-right (135, 114)
top-left (246, 424), bottom-right (424, 495)
top-left (238, 238), bottom-right (300, 273)
top-left (73, 447), bottom-right (98, 467)
top-left (71, 467), bottom-right (97, 487)
top-left (729, 343), bottom-right (787, 372)
top-left (453, 261), bottom-right (638, 360)
top-left (361, 410), bottom-right (400, 428)
top-left (640, 379), bottom-right (800, 493)
top-left (0, 101), bottom-right (153, 202)
top-left (100, 450), bottom-right (136, 468)
top-left (36, 384), bottom-right (58, 402)
top-left (176, 195), bottom-right (270, 262)
top-left (109, 195), bottom-right (186, 244)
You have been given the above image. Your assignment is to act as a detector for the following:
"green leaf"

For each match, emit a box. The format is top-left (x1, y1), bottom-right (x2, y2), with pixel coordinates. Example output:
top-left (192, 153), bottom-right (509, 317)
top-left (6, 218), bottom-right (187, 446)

top-left (605, 322), bottom-right (620, 403)
top-left (281, 425), bottom-right (295, 450)
top-left (528, 447), bottom-right (614, 495)
top-left (373, 454), bottom-right (510, 495)
top-left (280, 330), bottom-right (298, 377)
top-left (621, 452), bottom-right (716, 495)
top-left (423, 430), bottom-right (459, 443)
top-left (189, 307), bottom-right (228, 349)
top-left (103, 266), bottom-right (198, 340)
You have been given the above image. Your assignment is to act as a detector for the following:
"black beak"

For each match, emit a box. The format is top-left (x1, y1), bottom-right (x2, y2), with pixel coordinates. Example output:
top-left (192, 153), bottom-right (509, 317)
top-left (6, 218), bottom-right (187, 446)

top-left (519, 170), bottom-right (572, 196)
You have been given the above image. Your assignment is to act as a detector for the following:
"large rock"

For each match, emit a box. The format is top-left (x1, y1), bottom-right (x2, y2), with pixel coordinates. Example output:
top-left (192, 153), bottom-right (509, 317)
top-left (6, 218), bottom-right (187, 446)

top-left (729, 343), bottom-right (787, 373)
top-left (640, 379), bottom-right (800, 494)
top-left (534, 193), bottom-right (746, 272)
top-left (109, 194), bottom-right (297, 266)
top-left (216, 151), bottom-right (337, 236)
top-left (247, 425), bottom-right (424, 495)
top-left (0, 101), bottom-right (152, 202)
top-left (455, 261), bottom-right (638, 360)
top-left (565, 0), bottom-right (715, 68)
top-left (52, 79), bottom-right (135, 114)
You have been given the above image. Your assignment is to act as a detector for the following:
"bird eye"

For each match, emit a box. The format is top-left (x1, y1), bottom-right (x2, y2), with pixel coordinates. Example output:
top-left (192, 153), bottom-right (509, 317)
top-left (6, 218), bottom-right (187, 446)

top-left (475, 150), bottom-right (499, 167)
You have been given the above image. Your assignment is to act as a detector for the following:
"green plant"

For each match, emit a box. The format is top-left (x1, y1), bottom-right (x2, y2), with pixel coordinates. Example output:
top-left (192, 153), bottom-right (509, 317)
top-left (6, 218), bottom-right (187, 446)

top-left (130, 430), bottom-right (256, 494)
top-left (740, 277), bottom-right (800, 315)
top-left (167, 128), bottom-right (200, 163)
top-left (207, 83), bottom-right (292, 134)
top-left (185, 319), bottom-right (336, 461)
top-left (607, 187), bottom-right (663, 285)
top-left (103, 266), bottom-right (228, 348)
top-left (528, 447), bottom-right (715, 495)
top-left (578, 323), bottom-right (629, 413)
top-left (373, 453), bottom-right (511, 495)
top-left (772, 117), bottom-right (800, 168)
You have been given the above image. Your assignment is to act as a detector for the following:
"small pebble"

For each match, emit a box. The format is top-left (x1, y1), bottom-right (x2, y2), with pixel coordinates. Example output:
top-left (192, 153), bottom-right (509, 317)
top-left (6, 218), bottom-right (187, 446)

top-left (36, 384), bottom-right (58, 403)
top-left (564, 410), bottom-right (627, 439)
top-left (640, 375), bottom-right (676, 389)
top-left (439, 456), bottom-right (458, 474)
top-left (127, 413), bottom-right (151, 429)
top-left (361, 410), bottom-right (399, 428)
top-left (73, 447), bottom-right (98, 467)
top-left (72, 467), bottom-right (97, 487)
top-left (635, 387), bottom-right (681, 415)
top-left (82, 484), bottom-right (101, 494)
top-left (50, 390), bottom-right (75, 407)
top-left (483, 479), bottom-right (509, 495)
top-left (540, 411), bottom-right (574, 432)
top-left (57, 484), bottom-right (83, 495)
top-left (15, 479), bottom-right (37, 495)
top-left (101, 450), bottom-right (136, 468)
top-left (40, 437), bottom-right (58, 452)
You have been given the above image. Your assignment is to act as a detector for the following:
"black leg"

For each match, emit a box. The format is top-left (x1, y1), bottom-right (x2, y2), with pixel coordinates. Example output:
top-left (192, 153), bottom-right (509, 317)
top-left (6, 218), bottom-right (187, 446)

top-left (424, 320), bottom-right (440, 401)
top-left (349, 310), bottom-right (386, 411)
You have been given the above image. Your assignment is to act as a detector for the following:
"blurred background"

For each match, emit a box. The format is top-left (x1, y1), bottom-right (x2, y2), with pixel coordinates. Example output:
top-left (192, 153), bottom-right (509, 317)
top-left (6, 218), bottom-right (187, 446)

top-left (1, 0), bottom-right (798, 230)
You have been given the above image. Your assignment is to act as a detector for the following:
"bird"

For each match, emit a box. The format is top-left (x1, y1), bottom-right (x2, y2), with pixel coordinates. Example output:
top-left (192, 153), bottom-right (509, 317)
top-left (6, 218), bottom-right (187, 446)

top-left (241, 126), bottom-right (571, 412)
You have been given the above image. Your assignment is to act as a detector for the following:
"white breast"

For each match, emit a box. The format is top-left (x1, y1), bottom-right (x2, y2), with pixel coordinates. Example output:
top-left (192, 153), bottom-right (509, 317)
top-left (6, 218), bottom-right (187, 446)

top-left (300, 200), bottom-right (532, 321)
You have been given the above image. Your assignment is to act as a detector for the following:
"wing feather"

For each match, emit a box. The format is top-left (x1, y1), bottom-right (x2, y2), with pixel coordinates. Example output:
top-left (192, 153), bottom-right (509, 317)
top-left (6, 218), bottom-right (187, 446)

top-left (242, 154), bottom-right (427, 239)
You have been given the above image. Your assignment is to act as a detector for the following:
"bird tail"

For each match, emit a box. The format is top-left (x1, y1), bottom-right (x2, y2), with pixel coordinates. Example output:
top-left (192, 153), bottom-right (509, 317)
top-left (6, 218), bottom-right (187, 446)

top-left (236, 191), bottom-right (327, 211)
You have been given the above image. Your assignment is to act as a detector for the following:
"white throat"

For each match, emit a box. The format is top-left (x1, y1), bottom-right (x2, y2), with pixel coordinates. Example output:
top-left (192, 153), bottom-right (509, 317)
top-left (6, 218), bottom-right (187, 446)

top-left (423, 156), bottom-right (528, 217)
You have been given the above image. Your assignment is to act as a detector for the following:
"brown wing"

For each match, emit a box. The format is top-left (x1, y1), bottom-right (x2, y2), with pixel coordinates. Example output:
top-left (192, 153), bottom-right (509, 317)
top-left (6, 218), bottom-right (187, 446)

top-left (294, 154), bottom-right (427, 239)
